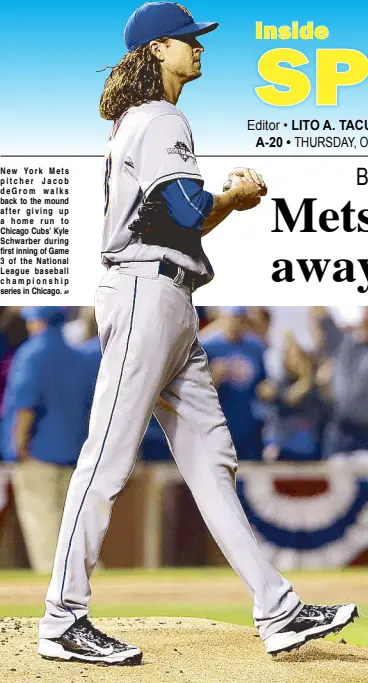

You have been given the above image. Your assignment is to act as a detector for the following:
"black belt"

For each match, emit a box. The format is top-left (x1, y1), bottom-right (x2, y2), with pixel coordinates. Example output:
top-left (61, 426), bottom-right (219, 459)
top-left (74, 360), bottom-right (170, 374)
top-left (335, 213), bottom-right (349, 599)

top-left (105, 259), bottom-right (199, 290)
top-left (159, 261), bottom-right (198, 290)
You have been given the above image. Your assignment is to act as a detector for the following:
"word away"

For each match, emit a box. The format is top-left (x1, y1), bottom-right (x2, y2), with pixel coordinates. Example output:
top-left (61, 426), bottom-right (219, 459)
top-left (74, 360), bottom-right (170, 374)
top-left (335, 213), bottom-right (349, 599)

top-left (272, 259), bottom-right (368, 293)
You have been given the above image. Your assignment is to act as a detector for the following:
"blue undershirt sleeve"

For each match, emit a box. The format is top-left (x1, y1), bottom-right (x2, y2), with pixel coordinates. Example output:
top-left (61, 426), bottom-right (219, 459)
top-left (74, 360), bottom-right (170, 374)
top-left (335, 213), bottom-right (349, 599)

top-left (161, 178), bottom-right (214, 230)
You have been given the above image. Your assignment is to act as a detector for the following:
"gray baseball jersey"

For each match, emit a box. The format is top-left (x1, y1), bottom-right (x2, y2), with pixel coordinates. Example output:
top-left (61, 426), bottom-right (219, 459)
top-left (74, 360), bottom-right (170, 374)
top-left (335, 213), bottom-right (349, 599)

top-left (102, 100), bottom-right (213, 279)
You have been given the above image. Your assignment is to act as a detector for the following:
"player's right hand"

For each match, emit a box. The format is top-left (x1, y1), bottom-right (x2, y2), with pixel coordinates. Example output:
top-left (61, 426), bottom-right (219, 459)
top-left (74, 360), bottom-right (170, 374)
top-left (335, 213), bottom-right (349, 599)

top-left (223, 167), bottom-right (267, 211)
top-left (231, 180), bottom-right (263, 211)
top-left (224, 167), bottom-right (267, 196)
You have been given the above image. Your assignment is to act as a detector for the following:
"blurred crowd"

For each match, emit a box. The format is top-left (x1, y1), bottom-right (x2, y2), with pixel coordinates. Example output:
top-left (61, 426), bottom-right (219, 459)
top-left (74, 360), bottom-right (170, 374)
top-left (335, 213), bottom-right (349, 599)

top-left (1, 304), bottom-right (368, 570)
top-left (144, 305), bottom-right (368, 464)
top-left (0, 306), bottom-right (100, 571)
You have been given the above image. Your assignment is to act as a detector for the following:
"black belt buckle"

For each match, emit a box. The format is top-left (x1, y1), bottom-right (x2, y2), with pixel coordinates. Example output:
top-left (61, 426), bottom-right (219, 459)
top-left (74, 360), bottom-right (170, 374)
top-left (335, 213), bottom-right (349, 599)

top-left (159, 261), bottom-right (197, 292)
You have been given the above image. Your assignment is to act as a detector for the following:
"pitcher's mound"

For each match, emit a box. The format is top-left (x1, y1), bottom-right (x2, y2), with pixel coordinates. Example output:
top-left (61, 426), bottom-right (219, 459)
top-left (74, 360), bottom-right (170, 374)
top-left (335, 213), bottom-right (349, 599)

top-left (1, 616), bottom-right (368, 683)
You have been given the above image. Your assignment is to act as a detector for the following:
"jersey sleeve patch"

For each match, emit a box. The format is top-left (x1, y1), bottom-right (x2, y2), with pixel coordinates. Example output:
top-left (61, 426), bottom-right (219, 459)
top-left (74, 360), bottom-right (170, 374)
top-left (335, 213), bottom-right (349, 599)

top-left (166, 141), bottom-right (196, 163)
top-left (131, 113), bottom-right (203, 197)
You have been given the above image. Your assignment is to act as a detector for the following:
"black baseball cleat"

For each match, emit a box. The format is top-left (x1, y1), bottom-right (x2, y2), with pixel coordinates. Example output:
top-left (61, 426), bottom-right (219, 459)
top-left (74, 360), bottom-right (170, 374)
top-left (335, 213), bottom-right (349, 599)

top-left (38, 616), bottom-right (143, 665)
top-left (265, 602), bottom-right (359, 655)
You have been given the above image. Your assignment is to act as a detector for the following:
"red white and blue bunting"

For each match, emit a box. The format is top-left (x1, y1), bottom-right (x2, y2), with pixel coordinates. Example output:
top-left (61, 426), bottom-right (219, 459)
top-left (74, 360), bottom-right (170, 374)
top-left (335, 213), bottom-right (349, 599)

top-left (236, 458), bottom-right (368, 569)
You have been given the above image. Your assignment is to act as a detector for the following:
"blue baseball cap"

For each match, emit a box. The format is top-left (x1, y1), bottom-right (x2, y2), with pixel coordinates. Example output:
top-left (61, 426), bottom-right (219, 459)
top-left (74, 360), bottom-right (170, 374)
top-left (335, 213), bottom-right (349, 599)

top-left (124, 2), bottom-right (219, 52)
top-left (21, 307), bottom-right (67, 326)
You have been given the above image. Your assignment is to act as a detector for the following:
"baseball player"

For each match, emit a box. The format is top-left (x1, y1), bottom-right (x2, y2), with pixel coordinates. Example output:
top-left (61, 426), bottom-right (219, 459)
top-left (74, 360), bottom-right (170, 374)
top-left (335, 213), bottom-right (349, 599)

top-left (38, 2), bottom-right (358, 666)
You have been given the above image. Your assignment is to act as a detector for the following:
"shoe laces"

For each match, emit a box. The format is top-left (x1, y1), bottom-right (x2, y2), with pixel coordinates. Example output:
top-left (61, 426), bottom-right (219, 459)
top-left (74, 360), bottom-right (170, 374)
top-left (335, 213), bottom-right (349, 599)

top-left (78, 617), bottom-right (124, 647)
top-left (298, 604), bottom-right (340, 619)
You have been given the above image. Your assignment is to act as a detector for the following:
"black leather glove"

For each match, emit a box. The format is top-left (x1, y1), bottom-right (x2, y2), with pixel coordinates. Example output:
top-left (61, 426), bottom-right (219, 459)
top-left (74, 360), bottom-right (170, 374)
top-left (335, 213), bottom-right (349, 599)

top-left (128, 189), bottom-right (202, 258)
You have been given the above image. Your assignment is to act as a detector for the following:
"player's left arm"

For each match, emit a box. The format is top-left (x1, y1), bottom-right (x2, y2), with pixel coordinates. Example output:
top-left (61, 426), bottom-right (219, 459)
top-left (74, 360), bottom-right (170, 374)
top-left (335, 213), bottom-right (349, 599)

top-left (160, 178), bottom-right (213, 230)
top-left (160, 176), bottom-right (266, 238)
top-left (160, 174), bottom-right (264, 236)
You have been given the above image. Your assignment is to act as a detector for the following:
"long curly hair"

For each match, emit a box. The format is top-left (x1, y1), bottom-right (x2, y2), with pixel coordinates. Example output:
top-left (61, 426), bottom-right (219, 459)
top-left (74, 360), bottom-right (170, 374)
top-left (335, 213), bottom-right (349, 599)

top-left (99, 42), bottom-right (166, 121)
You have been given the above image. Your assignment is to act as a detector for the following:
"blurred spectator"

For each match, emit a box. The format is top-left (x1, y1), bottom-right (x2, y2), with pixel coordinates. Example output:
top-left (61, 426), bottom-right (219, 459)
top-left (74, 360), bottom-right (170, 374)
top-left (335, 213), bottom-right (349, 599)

top-left (258, 334), bottom-right (327, 461)
top-left (78, 309), bottom-right (101, 399)
top-left (195, 306), bottom-right (211, 331)
top-left (0, 308), bottom-right (28, 411)
top-left (0, 307), bottom-right (96, 572)
top-left (63, 306), bottom-right (99, 345)
top-left (141, 307), bottom-right (268, 462)
top-left (0, 309), bottom-right (28, 517)
top-left (246, 307), bottom-right (271, 349)
top-left (201, 307), bottom-right (265, 460)
top-left (80, 307), bottom-right (99, 342)
top-left (311, 307), bottom-right (345, 362)
top-left (265, 307), bottom-right (316, 379)
top-left (140, 415), bottom-right (171, 461)
top-left (316, 308), bottom-right (368, 457)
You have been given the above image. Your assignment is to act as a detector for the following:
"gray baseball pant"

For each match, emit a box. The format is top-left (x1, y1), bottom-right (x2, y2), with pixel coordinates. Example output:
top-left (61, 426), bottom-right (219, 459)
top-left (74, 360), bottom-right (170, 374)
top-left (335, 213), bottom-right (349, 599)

top-left (39, 262), bottom-right (301, 642)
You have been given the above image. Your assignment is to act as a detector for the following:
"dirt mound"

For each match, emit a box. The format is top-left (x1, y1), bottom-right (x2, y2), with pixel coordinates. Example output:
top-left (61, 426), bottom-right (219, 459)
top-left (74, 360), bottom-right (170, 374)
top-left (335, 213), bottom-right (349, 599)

top-left (1, 617), bottom-right (368, 683)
